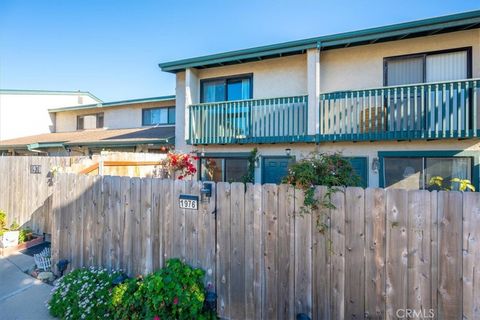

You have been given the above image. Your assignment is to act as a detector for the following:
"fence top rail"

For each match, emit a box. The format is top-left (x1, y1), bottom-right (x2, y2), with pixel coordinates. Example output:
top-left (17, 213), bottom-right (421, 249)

top-left (189, 95), bottom-right (308, 108)
top-left (320, 77), bottom-right (480, 98)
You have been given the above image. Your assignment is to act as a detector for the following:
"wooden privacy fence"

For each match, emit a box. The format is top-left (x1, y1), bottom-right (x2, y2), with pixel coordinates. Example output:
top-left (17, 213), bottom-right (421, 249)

top-left (0, 156), bottom-right (74, 234)
top-left (52, 173), bottom-right (480, 320)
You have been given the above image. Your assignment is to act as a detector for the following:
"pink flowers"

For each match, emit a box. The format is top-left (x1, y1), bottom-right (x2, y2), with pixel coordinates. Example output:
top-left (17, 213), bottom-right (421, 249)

top-left (153, 316), bottom-right (161, 320)
top-left (173, 297), bottom-right (179, 305)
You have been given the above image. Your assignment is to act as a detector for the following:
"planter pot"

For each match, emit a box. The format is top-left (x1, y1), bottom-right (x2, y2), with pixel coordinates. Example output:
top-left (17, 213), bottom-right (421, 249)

top-left (0, 231), bottom-right (19, 248)
top-left (1, 235), bottom-right (43, 257)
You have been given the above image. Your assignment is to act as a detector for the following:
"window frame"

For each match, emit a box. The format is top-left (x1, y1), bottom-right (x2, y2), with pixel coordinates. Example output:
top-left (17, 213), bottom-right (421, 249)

top-left (198, 152), bottom-right (250, 182)
top-left (379, 150), bottom-right (478, 190)
top-left (142, 106), bottom-right (176, 126)
top-left (76, 112), bottom-right (104, 130)
top-left (383, 47), bottom-right (472, 86)
top-left (200, 73), bottom-right (253, 103)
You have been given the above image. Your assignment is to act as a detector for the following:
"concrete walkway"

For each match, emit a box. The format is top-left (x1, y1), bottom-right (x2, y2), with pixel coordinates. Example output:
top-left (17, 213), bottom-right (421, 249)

top-left (0, 252), bottom-right (54, 320)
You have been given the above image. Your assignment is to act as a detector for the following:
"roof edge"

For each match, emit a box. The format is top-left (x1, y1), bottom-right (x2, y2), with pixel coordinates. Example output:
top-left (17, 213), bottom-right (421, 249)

top-left (49, 95), bottom-right (176, 113)
top-left (0, 89), bottom-right (102, 102)
top-left (159, 9), bottom-right (480, 72)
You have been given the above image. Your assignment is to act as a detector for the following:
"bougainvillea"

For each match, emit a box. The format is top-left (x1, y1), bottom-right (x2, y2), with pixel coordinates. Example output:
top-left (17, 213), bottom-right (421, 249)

top-left (163, 152), bottom-right (198, 180)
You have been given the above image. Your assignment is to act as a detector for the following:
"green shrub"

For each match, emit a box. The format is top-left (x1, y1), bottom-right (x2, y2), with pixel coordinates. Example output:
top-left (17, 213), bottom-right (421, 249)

top-left (110, 277), bottom-right (143, 320)
top-left (0, 210), bottom-right (6, 231)
top-left (49, 259), bottom-right (214, 320)
top-left (18, 228), bottom-right (32, 243)
top-left (135, 258), bottom-right (211, 320)
top-left (49, 267), bottom-right (121, 319)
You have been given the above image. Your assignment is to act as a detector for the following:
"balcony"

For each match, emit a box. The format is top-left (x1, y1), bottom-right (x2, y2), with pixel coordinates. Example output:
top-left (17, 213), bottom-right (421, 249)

top-left (319, 79), bottom-right (480, 142)
top-left (188, 79), bottom-right (480, 145)
top-left (189, 96), bottom-right (310, 144)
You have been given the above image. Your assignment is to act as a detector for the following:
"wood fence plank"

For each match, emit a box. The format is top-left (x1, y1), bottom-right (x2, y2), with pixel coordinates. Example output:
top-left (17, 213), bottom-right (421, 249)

top-left (295, 188), bottom-right (312, 317)
top-left (140, 178), bottom-right (153, 274)
top-left (365, 188), bottom-right (386, 319)
top-left (216, 182), bottom-right (231, 318)
top-left (263, 184), bottom-right (278, 320)
top-left (407, 190), bottom-right (432, 314)
top-left (162, 179), bottom-right (174, 261)
top-left (253, 183), bottom-right (263, 320)
top-left (230, 182), bottom-right (246, 319)
top-left (185, 180), bottom-right (198, 268)
top-left (430, 191), bottom-right (439, 317)
top-left (130, 178), bottom-right (142, 276)
top-left (330, 188), bottom-right (346, 320)
top-left (386, 189), bottom-right (408, 319)
top-left (198, 181), bottom-right (216, 290)
top-left (277, 184), bottom-right (295, 320)
top-left (463, 192), bottom-right (480, 319)
top-left (172, 180), bottom-right (186, 259)
top-left (312, 186), bottom-right (331, 320)
top-left (438, 191), bottom-right (463, 319)
top-left (120, 176), bottom-right (132, 274)
top-left (111, 176), bottom-right (123, 271)
top-left (151, 178), bottom-right (162, 271)
top-left (345, 187), bottom-right (365, 319)
top-left (244, 183), bottom-right (255, 319)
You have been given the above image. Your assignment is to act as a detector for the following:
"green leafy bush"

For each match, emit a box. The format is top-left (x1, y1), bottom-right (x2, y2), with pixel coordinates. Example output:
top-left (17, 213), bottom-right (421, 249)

top-left (49, 267), bottom-right (121, 319)
top-left (18, 228), bottom-right (32, 243)
top-left (0, 210), bottom-right (6, 231)
top-left (49, 259), bottom-right (214, 320)
top-left (110, 277), bottom-right (143, 320)
top-left (135, 258), bottom-right (211, 319)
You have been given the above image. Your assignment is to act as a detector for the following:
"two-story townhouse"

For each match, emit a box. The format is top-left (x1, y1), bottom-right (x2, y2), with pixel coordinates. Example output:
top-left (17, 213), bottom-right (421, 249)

top-left (0, 95), bottom-right (176, 156)
top-left (0, 89), bottom-right (101, 141)
top-left (159, 10), bottom-right (480, 190)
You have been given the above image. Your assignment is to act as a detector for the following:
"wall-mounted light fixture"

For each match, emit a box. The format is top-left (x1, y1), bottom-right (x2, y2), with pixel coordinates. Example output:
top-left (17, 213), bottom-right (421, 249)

top-left (201, 147), bottom-right (205, 157)
top-left (200, 182), bottom-right (213, 203)
top-left (371, 157), bottom-right (379, 173)
top-left (285, 148), bottom-right (292, 156)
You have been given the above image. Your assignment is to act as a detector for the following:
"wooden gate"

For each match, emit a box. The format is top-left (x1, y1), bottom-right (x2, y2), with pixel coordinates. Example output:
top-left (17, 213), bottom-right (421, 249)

top-left (52, 174), bottom-right (480, 320)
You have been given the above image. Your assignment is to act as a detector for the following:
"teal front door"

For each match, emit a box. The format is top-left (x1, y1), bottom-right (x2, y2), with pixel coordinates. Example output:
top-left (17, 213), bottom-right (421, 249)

top-left (345, 157), bottom-right (368, 188)
top-left (262, 156), bottom-right (293, 184)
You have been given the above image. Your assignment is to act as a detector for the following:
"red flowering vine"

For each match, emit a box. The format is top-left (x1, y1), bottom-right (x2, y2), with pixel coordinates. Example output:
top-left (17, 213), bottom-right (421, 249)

top-left (163, 152), bottom-right (198, 180)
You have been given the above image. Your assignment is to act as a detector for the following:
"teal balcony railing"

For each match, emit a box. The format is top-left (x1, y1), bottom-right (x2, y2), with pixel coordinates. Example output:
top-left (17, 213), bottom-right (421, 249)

top-left (189, 96), bottom-right (309, 144)
top-left (319, 79), bottom-right (480, 141)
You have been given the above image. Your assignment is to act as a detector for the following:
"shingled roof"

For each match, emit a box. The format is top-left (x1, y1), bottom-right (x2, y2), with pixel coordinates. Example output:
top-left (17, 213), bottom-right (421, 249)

top-left (0, 127), bottom-right (175, 151)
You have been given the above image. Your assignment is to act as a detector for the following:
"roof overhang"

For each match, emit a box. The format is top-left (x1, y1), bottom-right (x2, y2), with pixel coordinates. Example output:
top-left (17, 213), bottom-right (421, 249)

top-left (63, 137), bottom-right (174, 148)
top-left (49, 95), bottom-right (176, 113)
top-left (159, 10), bottom-right (480, 73)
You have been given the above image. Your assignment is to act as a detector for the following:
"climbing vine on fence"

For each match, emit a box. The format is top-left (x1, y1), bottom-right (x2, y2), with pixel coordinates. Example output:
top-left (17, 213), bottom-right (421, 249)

top-left (282, 152), bottom-right (360, 232)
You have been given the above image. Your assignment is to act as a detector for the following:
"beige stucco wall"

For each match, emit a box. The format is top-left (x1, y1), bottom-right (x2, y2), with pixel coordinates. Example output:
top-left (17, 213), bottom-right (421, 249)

top-left (199, 139), bottom-right (480, 187)
top-left (0, 92), bottom-right (98, 140)
top-left (320, 29), bottom-right (480, 92)
top-left (195, 54), bottom-right (308, 100)
top-left (54, 100), bottom-right (175, 132)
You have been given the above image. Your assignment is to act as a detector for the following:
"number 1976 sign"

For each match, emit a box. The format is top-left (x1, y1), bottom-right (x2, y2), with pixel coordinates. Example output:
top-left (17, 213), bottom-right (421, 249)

top-left (179, 195), bottom-right (198, 210)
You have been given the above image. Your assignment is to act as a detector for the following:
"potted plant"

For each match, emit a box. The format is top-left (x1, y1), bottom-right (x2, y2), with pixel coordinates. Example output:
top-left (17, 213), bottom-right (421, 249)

top-left (0, 213), bottom-right (20, 248)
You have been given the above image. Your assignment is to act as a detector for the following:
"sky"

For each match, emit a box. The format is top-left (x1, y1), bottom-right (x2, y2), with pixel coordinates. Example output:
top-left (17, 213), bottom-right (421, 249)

top-left (0, 0), bottom-right (479, 102)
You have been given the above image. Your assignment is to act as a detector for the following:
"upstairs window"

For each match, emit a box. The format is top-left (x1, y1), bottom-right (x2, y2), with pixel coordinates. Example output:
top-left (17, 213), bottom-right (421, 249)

top-left (200, 74), bottom-right (252, 103)
top-left (384, 48), bottom-right (471, 86)
top-left (77, 113), bottom-right (104, 130)
top-left (142, 107), bottom-right (175, 126)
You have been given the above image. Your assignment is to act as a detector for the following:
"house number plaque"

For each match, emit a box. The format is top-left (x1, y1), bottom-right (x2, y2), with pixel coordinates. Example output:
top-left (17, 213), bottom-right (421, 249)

top-left (30, 165), bottom-right (42, 174)
top-left (179, 194), bottom-right (198, 210)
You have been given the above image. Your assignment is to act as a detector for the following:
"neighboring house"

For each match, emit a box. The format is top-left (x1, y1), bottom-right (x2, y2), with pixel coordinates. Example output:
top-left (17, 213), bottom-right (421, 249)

top-left (0, 95), bottom-right (176, 156)
top-left (0, 89), bottom-right (101, 141)
top-left (159, 10), bottom-right (480, 189)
